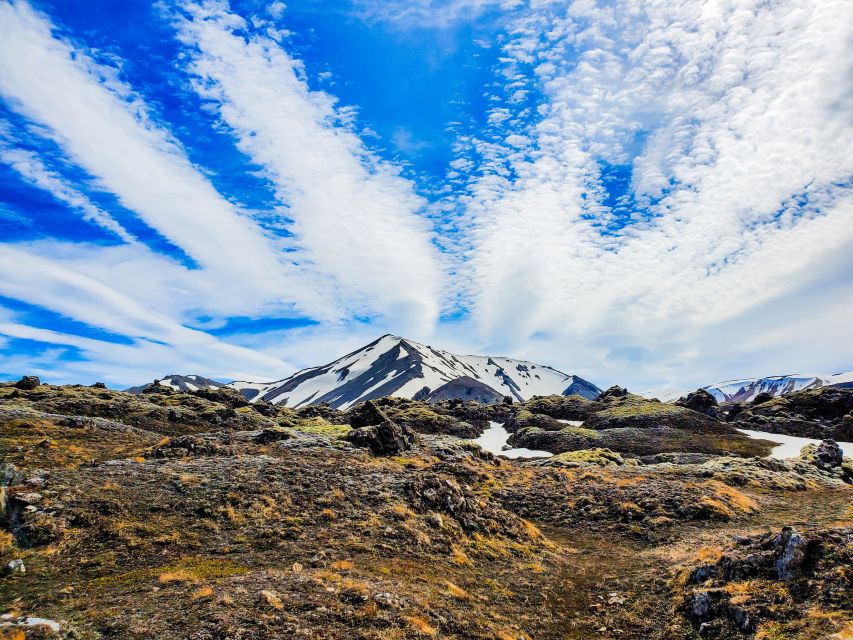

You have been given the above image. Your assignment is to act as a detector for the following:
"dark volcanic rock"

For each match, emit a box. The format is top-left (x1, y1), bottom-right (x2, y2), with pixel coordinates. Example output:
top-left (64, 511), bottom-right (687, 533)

top-left (190, 386), bottom-right (249, 408)
top-left (14, 376), bottom-right (41, 390)
top-left (732, 386), bottom-right (853, 440)
top-left (800, 439), bottom-right (845, 471)
top-left (345, 421), bottom-right (416, 455)
top-left (751, 391), bottom-right (775, 405)
top-left (597, 385), bottom-right (629, 401)
top-left (675, 389), bottom-right (719, 419)
top-left (345, 404), bottom-right (418, 455)
top-left (774, 527), bottom-right (807, 582)
top-left (347, 400), bottom-right (390, 429)
top-left (680, 525), bottom-right (852, 635)
top-left (142, 380), bottom-right (174, 395)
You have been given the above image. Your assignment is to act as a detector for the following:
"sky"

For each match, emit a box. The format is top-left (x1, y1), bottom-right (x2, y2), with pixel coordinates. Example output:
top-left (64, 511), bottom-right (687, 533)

top-left (0, 0), bottom-right (851, 392)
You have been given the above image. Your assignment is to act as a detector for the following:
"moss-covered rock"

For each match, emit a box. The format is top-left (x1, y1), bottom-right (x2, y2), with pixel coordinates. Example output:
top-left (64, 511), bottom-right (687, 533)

top-left (731, 386), bottom-right (853, 440)
top-left (523, 394), bottom-right (597, 421)
top-left (538, 448), bottom-right (627, 467)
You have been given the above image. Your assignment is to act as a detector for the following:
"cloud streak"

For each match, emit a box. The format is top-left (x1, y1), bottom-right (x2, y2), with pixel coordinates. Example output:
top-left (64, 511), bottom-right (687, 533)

top-left (175, 1), bottom-right (443, 333)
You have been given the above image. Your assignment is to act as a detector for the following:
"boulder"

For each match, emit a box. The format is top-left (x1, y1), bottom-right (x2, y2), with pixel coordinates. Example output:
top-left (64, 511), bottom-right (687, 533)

top-left (14, 376), bottom-right (41, 390)
top-left (347, 400), bottom-right (389, 429)
top-left (191, 386), bottom-right (249, 408)
top-left (345, 405), bottom-right (417, 456)
top-left (597, 385), bottom-right (629, 401)
top-left (405, 474), bottom-right (484, 532)
top-left (751, 391), bottom-right (775, 405)
top-left (774, 526), bottom-right (807, 582)
top-left (675, 389), bottom-right (719, 419)
top-left (142, 380), bottom-right (173, 395)
top-left (798, 439), bottom-right (845, 471)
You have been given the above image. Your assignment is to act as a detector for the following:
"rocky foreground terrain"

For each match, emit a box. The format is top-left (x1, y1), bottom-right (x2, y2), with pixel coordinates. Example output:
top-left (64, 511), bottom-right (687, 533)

top-left (0, 378), bottom-right (851, 639)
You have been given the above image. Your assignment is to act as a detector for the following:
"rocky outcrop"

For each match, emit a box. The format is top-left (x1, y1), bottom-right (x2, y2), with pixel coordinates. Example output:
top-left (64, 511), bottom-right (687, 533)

top-left (13, 376), bottom-right (40, 390)
top-left (674, 389), bottom-right (719, 419)
top-left (681, 526), bottom-right (852, 636)
top-left (731, 386), bottom-right (853, 440)
top-left (597, 385), bottom-right (629, 401)
top-left (800, 439), bottom-right (844, 470)
top-left (344, 402), bottom-right (418, 455)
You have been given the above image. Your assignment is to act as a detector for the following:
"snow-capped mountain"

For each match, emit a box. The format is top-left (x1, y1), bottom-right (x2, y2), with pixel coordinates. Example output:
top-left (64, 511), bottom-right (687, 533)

top-left (126, 374), bottom-right (225, 394)
top-left (702, 372), bottom-right (853, 403)
top-left (231, 334), bottom-right (601, 409)
top-left (642, 372), bottom-right (853, 403)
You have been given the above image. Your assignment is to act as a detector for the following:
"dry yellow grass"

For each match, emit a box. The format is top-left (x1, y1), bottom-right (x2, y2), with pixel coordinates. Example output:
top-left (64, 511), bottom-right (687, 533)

top-left (445, 580), bottom-right (471, 600)
top-left (191, 586), bottom-right (214, 600)
top-left (696, 546), bottom-right (723, 563)
top-left (403, 615), bottom-right (438, 637)
top-left (158, 569), bottom-right (196, 583)
top-left (451, 545), bottom-right (472, 566)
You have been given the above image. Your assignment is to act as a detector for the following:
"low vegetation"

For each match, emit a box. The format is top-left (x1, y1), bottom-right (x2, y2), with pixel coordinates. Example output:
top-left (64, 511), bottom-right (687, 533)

top-left (0, 380), bottom-right (850, 638)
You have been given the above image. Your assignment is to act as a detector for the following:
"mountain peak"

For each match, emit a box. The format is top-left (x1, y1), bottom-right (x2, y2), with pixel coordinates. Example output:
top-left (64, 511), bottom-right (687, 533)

top-left (232, 335), bottom-right (600, 408)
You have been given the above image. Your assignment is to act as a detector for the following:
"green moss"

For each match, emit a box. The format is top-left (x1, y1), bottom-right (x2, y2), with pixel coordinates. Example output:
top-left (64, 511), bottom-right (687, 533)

top-left (549, 448), bottom-right (624, 466)
top-left (559, 425), bottom-right (600, 439)
top-left (92, 555), bottom-right (249, 587)
top-left (594, 402), bottom-right (687, 419)
top-left (289, 417), bottom-right (351, 438)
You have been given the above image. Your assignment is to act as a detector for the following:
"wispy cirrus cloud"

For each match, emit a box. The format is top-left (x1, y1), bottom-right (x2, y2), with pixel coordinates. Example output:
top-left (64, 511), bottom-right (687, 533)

top-left (0, 2), bottom-right (289, 280)
top-left (174, 0), bottom-right (443, 333)
top-left (0, 145), bottom-right (136, 243)
top-left (0, 0), bottom-right (445, 384)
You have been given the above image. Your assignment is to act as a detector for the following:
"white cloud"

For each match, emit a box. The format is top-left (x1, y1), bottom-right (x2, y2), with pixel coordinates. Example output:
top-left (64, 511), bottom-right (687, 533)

top-left (0, 0), bottom-right (326, 319)
top-left (0, 0), bottom-right (850, 391)
top-left (454, 0), bottom-right (853, 389)
top-left (0, 244), bottom-right (297, 385)
top-left (176, 1), bottom-right (443, 334)
top-left (0, 145), bottom-right (136, 242)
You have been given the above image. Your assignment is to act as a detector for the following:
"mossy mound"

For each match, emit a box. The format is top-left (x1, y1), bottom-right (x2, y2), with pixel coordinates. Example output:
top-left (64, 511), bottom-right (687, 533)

top-left (542, 448), bottom-right (628, 467)
top-left (523, 394), bottom-right (597, 421)
top-left (348, 397), bottom-right (480, 438)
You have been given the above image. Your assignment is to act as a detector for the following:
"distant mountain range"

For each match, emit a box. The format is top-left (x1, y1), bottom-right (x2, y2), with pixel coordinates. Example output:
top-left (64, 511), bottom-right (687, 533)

top-left (645, 372), bottom-right (853, 403)
top-left (126, 337), bottom-right (852, 409)
top-left (127, 334), bottom-right (601, 409)
top-left (701, 372), bottom-right (853, 403)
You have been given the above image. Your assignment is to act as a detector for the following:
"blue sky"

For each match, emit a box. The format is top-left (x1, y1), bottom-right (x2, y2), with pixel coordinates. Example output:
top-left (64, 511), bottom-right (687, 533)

top-left (0, 0), bottom-right (851, 391)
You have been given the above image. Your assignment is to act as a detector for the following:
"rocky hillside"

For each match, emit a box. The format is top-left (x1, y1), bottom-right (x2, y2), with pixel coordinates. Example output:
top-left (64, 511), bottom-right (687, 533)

top-left (0, 376), bottom-right (851, 639)
top-left (723, 385), bottom-right (853, 441)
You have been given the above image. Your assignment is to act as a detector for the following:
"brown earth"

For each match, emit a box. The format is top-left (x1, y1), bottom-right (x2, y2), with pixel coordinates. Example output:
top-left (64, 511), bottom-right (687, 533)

top-left (0, 381), bottom-right (851, 639)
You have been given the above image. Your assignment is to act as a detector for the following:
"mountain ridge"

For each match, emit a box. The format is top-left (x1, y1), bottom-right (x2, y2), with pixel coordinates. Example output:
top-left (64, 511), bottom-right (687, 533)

top-left (229, 334), bottom-right (602, 409)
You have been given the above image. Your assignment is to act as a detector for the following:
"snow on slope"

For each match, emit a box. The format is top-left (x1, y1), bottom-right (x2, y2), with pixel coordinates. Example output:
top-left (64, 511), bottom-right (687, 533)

top-left (126, 374), bottom-right (225, 394)
top-left (230, 334), bottom-right (600, 409)
top-left (642, 371), bottom-right (853, 403)
top-left (705, 374), bottom-right (828, 402)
